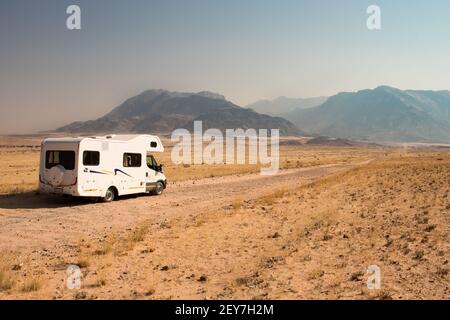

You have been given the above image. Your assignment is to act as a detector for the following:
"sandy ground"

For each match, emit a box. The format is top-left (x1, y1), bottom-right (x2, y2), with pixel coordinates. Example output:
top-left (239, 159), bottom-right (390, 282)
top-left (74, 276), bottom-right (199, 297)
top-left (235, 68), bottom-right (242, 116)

top-left (0, 163), bottom-right (356, 299)
top-left (0, 152), bottom-right (448, 300)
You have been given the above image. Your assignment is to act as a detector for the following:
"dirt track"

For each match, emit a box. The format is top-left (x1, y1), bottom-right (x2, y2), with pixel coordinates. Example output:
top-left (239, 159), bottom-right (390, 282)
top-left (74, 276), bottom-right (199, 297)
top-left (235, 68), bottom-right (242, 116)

top-left (0, 163), bottom-right (357, 299)
top-left (0, 163), bottom-right (355, 252)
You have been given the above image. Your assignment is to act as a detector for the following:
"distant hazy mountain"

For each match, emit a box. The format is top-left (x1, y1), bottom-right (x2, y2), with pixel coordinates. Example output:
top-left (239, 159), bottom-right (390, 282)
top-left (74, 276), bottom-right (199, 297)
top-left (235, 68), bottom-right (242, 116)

top-left (306, 136), bottom-right (378, 147)
top-left (57, 89), bottom-right (303, 136)
top-left (287, 86), bottom-right (450, 143)
top-left (246, 96), bottom-right (328, 116)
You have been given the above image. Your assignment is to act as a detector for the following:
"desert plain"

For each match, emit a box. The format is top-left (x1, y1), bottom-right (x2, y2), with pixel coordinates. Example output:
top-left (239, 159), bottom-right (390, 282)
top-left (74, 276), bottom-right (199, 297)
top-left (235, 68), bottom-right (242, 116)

top-left (0, 135), bottom-right (448, 299)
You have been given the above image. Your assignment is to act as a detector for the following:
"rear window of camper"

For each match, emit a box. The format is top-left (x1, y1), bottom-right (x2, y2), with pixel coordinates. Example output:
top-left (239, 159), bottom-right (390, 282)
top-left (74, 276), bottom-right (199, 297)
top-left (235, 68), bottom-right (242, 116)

top-left (83, 151), bottom-right (100, 166)
top-left (123, 153), bottom-right (142, 167)
top-left (45, 151), bottom-right (75, 170)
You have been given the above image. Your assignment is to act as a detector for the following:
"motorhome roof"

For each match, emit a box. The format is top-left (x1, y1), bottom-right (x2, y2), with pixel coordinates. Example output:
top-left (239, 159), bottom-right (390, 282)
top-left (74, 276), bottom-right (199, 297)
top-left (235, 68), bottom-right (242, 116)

top-left (43, 134), bottom-right (161, 144)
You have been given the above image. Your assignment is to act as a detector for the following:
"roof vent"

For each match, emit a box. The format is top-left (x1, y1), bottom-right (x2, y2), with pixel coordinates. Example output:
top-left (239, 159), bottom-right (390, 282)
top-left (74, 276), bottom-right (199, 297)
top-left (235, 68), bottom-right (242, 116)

top-left (106, 135), bottom-right (116, 139)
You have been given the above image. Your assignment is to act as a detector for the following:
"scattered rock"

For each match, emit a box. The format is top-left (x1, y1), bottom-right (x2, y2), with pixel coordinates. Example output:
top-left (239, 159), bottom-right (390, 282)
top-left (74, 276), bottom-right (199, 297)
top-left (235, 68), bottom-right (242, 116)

top-left (74, 291), bottom-right (87, 300)
top-left (251, 293), bottom-right (268, 300)
top-left (413, 250), bottom-right (424, 260)
top-left (145, 288), bottom-right (155, 296)
top-left (268, 232), bottom-right (280, 239)
top-left (350, 271), bottom-right (364, 281)
top-left (435, 267), bottom-right (449, 277)
top-left (261, 256), bottom-right (284, 269)
top-left (322, 233), bottom-right (333, 241)
top-left (198, 275), bottom-right (207, 282)
top-left (12, 263), bottom-right (23, 271)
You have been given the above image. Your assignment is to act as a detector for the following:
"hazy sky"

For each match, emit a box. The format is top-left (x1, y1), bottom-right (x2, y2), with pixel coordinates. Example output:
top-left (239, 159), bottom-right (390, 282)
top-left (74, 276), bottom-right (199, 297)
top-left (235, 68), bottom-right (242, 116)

top-left (1, 0), bottom-right (450, 134)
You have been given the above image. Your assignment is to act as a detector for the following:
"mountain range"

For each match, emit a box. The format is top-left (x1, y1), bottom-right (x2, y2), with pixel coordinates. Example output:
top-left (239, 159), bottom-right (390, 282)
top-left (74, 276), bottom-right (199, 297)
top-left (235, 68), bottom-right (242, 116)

top-left (57, 89), bottom-right (302, 136)
top-left (57, 86), bottom-right (450, 143)
top-left (246, 96), bottom-right (328, 116)
top-left (287, 86), bottom-right (450, 142)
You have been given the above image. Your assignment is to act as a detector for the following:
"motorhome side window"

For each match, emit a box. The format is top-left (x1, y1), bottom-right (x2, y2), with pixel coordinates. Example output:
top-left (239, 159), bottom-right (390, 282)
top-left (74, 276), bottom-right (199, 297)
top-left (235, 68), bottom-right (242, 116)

top-left (83, 151), bottom-right (100, 166)
top-left (147, 155), bottom-right (157, 168)
top-left (45, 151), bottom-right (75, 170)
top-left (123, 153), bottom-right (142, 167)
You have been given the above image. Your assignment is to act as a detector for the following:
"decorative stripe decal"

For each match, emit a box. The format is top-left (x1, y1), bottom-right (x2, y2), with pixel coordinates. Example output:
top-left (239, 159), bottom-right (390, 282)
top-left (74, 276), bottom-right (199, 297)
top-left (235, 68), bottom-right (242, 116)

top-left (114, 169), bottom-right (132, 177)
top-left (89, 170), bottom-right (107, 175)
top-left (88, 169), bottom-right (133, 178)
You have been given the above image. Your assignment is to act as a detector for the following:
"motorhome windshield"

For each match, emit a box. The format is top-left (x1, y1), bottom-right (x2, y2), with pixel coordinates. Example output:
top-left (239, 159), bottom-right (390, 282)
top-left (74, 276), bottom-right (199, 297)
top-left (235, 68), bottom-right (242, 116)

top-left (147, 155), bottom-right (163, 172)
top-left (45, 150), bottom-right (76, 170)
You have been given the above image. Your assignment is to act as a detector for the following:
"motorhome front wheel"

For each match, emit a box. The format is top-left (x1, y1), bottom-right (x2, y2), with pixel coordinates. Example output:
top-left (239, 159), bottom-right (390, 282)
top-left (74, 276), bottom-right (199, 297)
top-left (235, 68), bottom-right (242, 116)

top-left (153, 181), bottom-right (164, 195)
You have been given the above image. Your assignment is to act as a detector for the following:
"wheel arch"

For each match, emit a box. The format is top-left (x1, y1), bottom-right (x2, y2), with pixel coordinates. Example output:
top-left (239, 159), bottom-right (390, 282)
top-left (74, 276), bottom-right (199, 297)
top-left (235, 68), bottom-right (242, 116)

top-left (107, 185), bottom-right (119, 197)
top-left (158, 179), bottom-right (167, 189)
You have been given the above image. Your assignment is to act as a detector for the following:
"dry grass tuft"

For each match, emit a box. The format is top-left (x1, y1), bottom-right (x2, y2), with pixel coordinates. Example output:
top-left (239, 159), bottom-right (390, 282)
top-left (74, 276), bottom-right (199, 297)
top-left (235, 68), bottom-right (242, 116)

top-left (93, 235), bottom-right (117, 256)
top-left (76, 248), bottom-right (91, 268)
top-left (0, 268), bottom-right (15, 291)
top-left (144, 284), bottom-right (156, 297)
top-left (435, 266), bottom-right (449, 277)
top-left (307, 269), bottom-right (325, 280)
top-left (126, 225), bottom-right (149, 247)
top-left (0, 253), bottom-right (17, 291)
top-left (21, 277), bottom-right (44, 292)
top-left (258, 188), bottom-right (289, 206)
top-left (370, 289), bottom-right (393, 300)
top-left (93, 272), bottom-right (107, 287)
top-left (231, 196), bottom-right (244, 211)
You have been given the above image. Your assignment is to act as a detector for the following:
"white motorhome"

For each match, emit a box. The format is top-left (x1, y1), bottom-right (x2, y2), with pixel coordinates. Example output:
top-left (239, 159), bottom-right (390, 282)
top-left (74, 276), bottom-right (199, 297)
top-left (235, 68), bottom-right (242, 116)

top-left (39, 135), bottom-right (167, 202)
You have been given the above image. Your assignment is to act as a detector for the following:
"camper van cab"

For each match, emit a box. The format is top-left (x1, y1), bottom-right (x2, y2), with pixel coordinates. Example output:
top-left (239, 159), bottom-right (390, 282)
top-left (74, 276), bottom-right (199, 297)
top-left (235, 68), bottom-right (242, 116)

top-left (39, 135), bottom-right (167, 202)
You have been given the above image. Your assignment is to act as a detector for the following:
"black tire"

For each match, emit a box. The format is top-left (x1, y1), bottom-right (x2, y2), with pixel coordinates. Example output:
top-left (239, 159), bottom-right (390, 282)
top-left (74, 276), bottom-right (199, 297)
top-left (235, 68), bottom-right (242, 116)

top-left (102, 187), bottom-right (116, 202)
top-left (152, 181), bottom-right (164, 195)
